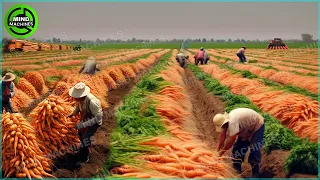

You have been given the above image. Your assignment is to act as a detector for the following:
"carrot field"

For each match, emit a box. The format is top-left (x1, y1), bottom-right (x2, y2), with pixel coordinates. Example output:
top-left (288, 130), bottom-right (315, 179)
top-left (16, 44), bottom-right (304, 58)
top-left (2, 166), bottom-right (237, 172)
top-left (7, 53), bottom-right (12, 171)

top-left (1, 47), bottom-right (318, 178)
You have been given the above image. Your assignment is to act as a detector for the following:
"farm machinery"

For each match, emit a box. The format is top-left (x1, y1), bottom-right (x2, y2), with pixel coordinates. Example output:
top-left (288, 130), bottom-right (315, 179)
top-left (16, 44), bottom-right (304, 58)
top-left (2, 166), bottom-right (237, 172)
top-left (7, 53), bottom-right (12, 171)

top-left (267, 38), bottom-right (288, 49)
top-left (73, 45), bottom-right (82, 51)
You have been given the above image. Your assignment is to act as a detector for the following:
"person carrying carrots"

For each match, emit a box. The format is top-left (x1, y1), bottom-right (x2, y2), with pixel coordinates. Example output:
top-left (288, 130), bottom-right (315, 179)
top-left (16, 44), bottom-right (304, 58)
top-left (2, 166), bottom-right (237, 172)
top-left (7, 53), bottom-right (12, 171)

top-left (194, 47), bottom-right (205, 65)
top-left (176, 52), bottom-right (189, 68)
top-left (236, 46), bottom-right (247, 63)
top-left (79, 56), bottom-right (101, 75)
top-left (1, 73), bottom-right (16, 113)
top-left (212, 108), bottom-right (265, 178)
top-left (67, 82), bottom-right (103, 167)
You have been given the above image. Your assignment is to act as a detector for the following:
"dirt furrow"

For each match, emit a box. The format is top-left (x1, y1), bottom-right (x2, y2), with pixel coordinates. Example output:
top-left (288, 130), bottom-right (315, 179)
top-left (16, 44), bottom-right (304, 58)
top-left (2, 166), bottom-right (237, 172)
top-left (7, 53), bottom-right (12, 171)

top-left (52, 57), bottom-right (162, 178)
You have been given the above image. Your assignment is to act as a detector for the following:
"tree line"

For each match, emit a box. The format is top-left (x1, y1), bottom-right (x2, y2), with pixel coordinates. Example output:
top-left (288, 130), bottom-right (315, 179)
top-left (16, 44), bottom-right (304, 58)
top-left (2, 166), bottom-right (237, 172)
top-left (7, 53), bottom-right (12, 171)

top-left (2, 33), bottom-right (317, 45)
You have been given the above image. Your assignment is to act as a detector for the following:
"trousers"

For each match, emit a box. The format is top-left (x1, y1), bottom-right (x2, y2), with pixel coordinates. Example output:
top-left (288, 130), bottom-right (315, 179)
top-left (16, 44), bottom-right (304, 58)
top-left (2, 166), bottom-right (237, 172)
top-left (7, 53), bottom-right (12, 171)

top-left (2, 100), bottom-right (14, 113)
top-left (236, 53), bottom-right (247, 63)
top-left (231, 124), bottom-right (265, 178)
top-left (76, 123), bottom-right (100, 161)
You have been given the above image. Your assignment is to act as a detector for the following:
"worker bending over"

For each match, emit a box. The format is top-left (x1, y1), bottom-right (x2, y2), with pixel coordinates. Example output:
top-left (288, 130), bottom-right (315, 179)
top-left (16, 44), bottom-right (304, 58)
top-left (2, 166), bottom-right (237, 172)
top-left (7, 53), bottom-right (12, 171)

top-left (236, 46), bottom-right (247, 63)
top-left (79, 56), bottom-right (100, 75)
top-left (213, 108), bottom-right (265, 178)
top-left (68, 82), bottom-right (103, 167)
top-left (176, 52), bottom-right (189, 68)
top-left (1, 73), bottom-right (16, 113)
top-left (194, 47), bottom-right (205, 65)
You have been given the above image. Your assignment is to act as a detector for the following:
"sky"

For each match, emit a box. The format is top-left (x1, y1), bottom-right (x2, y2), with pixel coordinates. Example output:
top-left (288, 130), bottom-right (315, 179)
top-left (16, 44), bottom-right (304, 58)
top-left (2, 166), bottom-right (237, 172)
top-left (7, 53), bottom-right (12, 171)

top-left (2, 2), bottom-right (318, 41)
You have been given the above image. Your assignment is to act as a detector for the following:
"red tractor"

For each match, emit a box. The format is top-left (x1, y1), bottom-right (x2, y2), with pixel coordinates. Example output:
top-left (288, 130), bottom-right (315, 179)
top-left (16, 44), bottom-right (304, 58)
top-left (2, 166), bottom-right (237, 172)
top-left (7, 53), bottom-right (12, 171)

top-left (267, 38), bottom-right (288, 50)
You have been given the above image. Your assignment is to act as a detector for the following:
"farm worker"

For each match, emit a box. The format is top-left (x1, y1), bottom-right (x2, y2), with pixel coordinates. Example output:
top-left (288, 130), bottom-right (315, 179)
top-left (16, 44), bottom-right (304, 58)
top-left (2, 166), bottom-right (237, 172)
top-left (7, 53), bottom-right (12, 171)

top-left (204, 50), bottom-right (210, 64)
top-left (213, 108), bottom-right (265, 178)
top-left (176, 52), bottom-right (189, 68)
top-left (194, 47), bottom-right (205, 65)
top-left (79, 56), bottom-right (100, 75)
top-left (236, 46), bottom-right (247, 63)
top-left (67, 82), bottom-right (103, 167)
top-left (1, 73), bottom-right (16, 113)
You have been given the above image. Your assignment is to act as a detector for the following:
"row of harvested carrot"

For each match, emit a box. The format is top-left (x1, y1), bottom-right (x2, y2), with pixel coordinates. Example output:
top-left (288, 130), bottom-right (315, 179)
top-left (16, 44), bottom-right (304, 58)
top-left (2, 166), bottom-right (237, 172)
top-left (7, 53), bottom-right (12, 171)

top-left (208, 49), bottom-right (318, 68)
top-left (206, 49), bottom-right (318, 76)
top-left (196, 49), bottom-right (318, 94)
top-left (111, 137), bottom-right (236, 178)
top-left (111, 51), bottom-right (237, 178)
top-left (9, 49), bottom-right (164, 111)
top-left (200, 64), bottom-right (318, 142)
top-left (53, 50), bottom-right (170, 109)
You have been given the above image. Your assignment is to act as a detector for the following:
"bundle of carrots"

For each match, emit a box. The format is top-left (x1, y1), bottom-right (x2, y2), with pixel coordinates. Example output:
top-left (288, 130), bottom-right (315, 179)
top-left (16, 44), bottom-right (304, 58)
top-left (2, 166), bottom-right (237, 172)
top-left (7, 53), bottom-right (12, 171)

top-left (119, 64), bottom-right (136, 78)
top-left (23, 71), bottom-right (48, 95)
top-left (53, 81), bottom-right (71, 97)
top-left (29, 95), bottom-right (80, 156)
top-left (11, 89), bottom-right (32, 110)
top-left (292, 118), bottom-right (318, 142)
top-left (107, 67), bottom-right (127, 84)
top-left (2, 113), bottom-right (55, 178)
top-left (16, 78), bottom-right (40, 99)
top-left (98, 72), bottom-right (117, 90)
top-left (111, 137), bottom-right (236, 178)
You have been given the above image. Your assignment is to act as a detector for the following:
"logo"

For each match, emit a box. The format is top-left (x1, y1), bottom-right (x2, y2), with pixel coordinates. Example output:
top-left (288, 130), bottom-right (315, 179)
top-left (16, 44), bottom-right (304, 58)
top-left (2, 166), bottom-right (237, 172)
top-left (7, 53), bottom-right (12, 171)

top-left (4, 4), bottom-right (38, 39)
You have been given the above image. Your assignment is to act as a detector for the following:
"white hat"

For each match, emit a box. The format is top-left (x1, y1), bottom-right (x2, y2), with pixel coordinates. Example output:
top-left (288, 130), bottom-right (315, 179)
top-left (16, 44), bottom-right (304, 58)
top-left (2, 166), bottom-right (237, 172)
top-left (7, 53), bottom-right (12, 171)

top-left (69, 82), bottom-right (90, 98)
top-left (2, 73), bottom-right (16, 82)
top-left (212, 112), bottom-right (229, 132)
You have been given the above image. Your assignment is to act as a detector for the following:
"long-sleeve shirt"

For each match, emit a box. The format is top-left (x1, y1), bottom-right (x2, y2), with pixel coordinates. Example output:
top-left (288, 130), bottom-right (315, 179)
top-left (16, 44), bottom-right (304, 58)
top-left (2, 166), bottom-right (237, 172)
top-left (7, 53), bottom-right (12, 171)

top-left (2, 81), bottom-right (15, 103)
top-left (194, 51), bottom-right (205, 59)
top-left (72, 93), bottom-right (103, 129)
top-left (79, 60), bottom-right (100, 75)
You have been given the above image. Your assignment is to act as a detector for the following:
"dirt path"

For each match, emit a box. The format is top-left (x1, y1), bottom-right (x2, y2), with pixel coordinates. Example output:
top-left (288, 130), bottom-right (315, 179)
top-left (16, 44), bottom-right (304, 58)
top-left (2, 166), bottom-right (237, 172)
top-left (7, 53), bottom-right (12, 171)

top-left (182, 69), bottom-right (225, 147)
top-left (52, 59), bottom-right (160, 178)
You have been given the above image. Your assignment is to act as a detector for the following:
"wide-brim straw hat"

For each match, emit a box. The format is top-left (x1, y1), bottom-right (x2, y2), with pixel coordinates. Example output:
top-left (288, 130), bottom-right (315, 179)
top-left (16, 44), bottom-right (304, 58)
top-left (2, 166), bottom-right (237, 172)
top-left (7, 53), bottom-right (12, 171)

top-left (2, 73), bottom-right (16, 82)
top-left (212, 112), bottom-right (230, 132)
top-left (69, 82), bottom-right (90, 98)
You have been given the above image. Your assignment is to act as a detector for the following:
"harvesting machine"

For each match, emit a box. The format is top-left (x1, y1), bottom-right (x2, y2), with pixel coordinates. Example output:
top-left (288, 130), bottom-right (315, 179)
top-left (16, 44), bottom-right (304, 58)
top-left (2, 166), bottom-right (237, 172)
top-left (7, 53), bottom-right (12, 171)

top-left (267, 38), bottom-right (288, 50)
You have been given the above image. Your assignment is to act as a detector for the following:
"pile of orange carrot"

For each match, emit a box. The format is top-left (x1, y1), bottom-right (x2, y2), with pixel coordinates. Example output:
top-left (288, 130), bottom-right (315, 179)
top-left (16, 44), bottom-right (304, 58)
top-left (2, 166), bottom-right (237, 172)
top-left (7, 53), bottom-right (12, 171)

top-left (111, 137), bottom-right (236, 178)
top-left (2, 113), bottom-right (55, 178)
top-left (29, 94), bottom-right (80, 156)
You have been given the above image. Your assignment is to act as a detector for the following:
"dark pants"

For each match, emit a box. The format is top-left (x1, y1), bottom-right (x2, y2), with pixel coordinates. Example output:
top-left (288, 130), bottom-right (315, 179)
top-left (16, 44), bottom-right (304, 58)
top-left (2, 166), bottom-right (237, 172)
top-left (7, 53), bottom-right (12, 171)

top-left (231, 124), bottom-right (264, 178)
top-left (177, 58), bottom-right (186, 68)
top-left (237, 53), bottom-right (246, 63)
top-left (76, 124), bottom-right (100, 161)
top-left (2, 101), bottom-right (14, 113)
top-left (195, 57), bottom-right (204, 65)
top-left (204, 58), bottom-right (209, 64)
